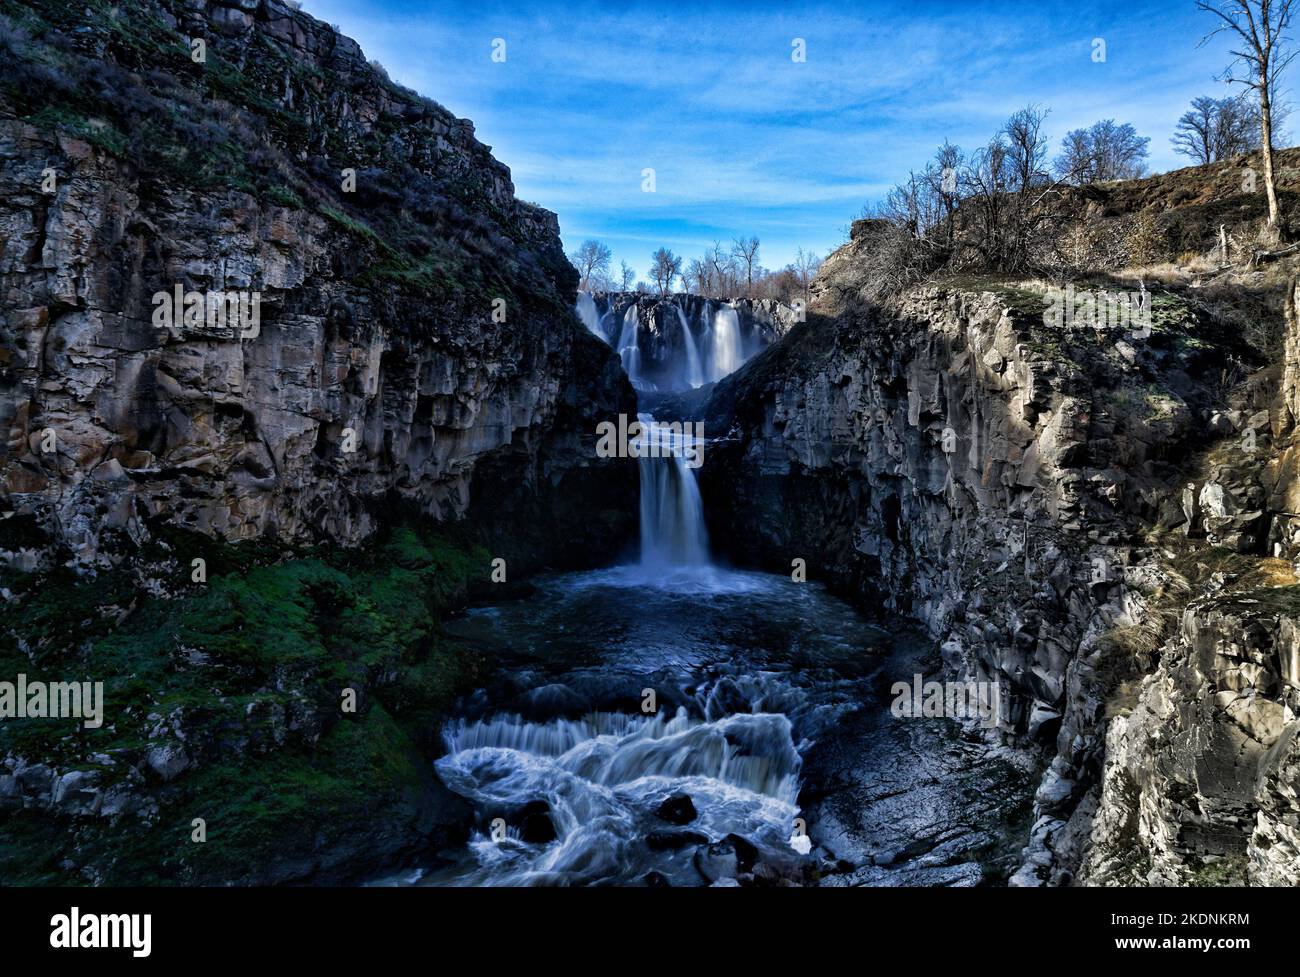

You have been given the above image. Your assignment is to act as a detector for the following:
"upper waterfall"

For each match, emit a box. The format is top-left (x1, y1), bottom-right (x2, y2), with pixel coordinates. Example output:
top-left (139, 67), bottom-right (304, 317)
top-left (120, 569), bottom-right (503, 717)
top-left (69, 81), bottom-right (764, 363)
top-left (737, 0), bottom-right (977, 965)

top-left (575, 291), bottom-right (794, 393)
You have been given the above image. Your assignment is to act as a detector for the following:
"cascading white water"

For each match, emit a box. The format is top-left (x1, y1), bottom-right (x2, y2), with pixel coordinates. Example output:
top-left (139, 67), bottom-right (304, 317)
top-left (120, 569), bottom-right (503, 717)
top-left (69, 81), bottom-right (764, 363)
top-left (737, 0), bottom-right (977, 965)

top-left (575, 291), bottom-right (602, 337)
top-left (674, 306), bottom-right (704, 389)
top-left (616, 305), bottom-right (642, 384)
top-left (635, 414), bottom-right (709, 568)
top-left (572, 293), bottom-right (761, 392)
top-left (710, 306), bottom-right (742, 381)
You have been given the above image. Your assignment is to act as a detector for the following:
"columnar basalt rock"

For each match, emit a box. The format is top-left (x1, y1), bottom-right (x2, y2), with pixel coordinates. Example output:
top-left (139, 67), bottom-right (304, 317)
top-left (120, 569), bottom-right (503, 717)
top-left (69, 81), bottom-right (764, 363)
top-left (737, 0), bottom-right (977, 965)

top-left (0, 0), bottom-right (638, 571)
top-left (0, 0), bottom-right (638, 885)
top-left (1084, 596), bottom-right (1300, 885)
top-left (1081, 278), bottom-right (1300, 887)
top-left (700, 230), bottom-right (1265, 883)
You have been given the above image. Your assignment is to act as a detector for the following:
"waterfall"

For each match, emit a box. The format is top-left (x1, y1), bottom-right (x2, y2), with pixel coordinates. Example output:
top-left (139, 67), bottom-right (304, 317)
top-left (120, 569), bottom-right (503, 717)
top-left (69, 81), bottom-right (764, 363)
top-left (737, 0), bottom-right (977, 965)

top-left (711, 306), bottom-right (742, 381)
top-left (574, 292), bottom-right (756, 391)
top-left (674, 305), bottom-right (704, 388)
top-left (616, 305), bottom-right (642, 385)
top-left (575, 291), bottom-right (602, 337)
top-left (636, 414), bottom-right (708, 567)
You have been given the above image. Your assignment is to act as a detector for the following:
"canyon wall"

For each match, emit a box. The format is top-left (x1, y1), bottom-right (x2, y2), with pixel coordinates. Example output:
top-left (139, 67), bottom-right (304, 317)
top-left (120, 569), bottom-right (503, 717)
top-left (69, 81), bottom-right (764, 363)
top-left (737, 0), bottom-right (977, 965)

top-left (0, 0), bottom-right (637, 572)
top-left (1082, 279), bottom-right (1300, 886)
top-left (701, 227), bottom-right (1300, 883)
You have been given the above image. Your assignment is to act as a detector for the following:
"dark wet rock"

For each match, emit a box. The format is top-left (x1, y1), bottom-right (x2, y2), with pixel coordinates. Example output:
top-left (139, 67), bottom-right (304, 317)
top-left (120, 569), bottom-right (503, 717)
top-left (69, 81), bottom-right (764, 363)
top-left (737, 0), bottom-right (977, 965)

top-left (703, 677), bottom-right (752, 720)
top-left (655, 793), bottom-right (698, 825)
top-left (643, 871), bottom-right (672, 887)
top-left (693, 840), bottom-right (741, 883)
top-left (520, 684), bottom-right (589, 720)
top-left (518, 800), bottom-right (557, 844)
top-left (800, 631), bottom-right (1036, 886)
top-left (646, 830), bottom-right (709, 850)
top-left (722, 833), bottom-right (760, 872)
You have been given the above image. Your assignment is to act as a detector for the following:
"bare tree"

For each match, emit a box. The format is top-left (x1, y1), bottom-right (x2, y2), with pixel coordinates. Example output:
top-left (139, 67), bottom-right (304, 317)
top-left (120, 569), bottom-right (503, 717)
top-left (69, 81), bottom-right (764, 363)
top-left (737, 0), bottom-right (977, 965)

top-left (953, 106), bottom-right (1079, 270)
top-left (705, 242), bottom-right (730, 294)
top-left (925, 141), bottom-right (964, 243)
top-left (570, 239), bottom-right (611, 290)
top-left (618, 260), bottom-right (636, 291)
top-left (1055, 128), bottom-right (1094, 179)
top-left (1055, 119), bottom-right (1150, 182)
top-left (1004, 105), bottom-right (1052, 192)
top-left (1216, 93), bottom-right (1269, 156)
top-left (1197, 0), bottom-right (1298, 232)
top-left (793, 248), bottom-right (821, 304)
top-left (1172, 96), bottom-right (1220, 162)
top-left (649, 248), bottom-right (683, 295)
top-left (1173, 94), bottom-right (1263, 162)
top-left (731, 236), bottom-right (761, 292)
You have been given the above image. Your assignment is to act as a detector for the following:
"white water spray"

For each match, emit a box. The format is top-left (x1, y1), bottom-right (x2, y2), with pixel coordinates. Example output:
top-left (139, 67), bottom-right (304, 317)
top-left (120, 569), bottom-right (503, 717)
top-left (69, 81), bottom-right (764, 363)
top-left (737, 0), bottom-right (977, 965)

top-left (674, 306), bottom-right (705, 388)
top-left (575, 291), bottom-right (602, 337)
top-left (636, 414), bottom-right (708, 568)
top-left (711, 306), bottom-right (742, 381)
top-left (617, 305), bottom-right (642, 385)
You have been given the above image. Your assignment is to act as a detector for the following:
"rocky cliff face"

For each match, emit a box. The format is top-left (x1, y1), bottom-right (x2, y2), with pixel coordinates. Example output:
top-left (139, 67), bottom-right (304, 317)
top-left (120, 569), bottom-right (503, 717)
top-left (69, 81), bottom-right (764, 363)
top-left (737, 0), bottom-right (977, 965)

top-left (0, 0), bottom-right (636, 572)
top-left (699, 226), bottom-right (1298, 883)
top-left (1084, 594), bottom-right (1300, 885)
top-left (1081, 278), bottom-right (1300, 886)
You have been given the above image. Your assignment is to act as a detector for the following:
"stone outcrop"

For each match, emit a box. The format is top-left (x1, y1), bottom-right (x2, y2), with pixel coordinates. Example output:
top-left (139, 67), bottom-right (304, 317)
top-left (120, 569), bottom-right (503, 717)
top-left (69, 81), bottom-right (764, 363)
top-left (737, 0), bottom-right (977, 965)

top-left (0, 0), bottom-right (637, 571)
top-left (0, 0), bottom-right (636, 885)
top-left (1079, 276), bottom-right (1300, 886)
top-left (1084, 594), bottom-right (1300, 885)
top-left (700, 228), bottom-right (1274, 883)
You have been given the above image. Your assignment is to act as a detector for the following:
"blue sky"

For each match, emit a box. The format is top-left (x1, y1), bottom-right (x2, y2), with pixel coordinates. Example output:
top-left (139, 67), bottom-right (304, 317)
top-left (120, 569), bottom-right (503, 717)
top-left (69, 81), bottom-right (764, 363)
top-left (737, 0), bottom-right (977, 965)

top-left (300, 0), bottom-right (1287, 279)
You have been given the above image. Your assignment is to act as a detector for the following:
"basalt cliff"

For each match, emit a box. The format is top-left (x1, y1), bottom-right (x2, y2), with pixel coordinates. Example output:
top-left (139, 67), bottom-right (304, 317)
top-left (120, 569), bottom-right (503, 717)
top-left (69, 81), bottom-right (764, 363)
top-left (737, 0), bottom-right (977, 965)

top-left (0, 0), bottom-right (636, 572)
top-left (700, 201), bottom-right (1300, 885)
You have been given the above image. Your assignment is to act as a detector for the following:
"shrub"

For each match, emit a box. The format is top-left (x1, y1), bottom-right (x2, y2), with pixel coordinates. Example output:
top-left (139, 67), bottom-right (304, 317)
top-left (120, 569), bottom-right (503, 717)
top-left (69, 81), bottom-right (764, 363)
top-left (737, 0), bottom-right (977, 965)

top-left (1125, 211), bottom-right (1168, 265)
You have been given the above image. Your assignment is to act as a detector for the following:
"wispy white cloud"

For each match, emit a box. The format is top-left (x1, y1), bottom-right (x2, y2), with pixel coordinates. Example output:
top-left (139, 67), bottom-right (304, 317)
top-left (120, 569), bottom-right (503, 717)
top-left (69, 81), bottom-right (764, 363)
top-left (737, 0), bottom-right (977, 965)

top-left (302, 0), bottom-right (1295, 273)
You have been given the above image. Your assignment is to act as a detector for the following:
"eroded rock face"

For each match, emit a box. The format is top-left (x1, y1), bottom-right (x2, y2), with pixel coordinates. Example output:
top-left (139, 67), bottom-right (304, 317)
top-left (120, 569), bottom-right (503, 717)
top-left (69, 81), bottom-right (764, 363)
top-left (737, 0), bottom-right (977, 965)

top-left (1080, 278), bottom-right (1300, 887)
top-left (700, 233), bottom-right (1259, 883)
top-left (1084, 598), bottom-right (1300, 885)
top-left (0, 0), bottom-right (637, 570)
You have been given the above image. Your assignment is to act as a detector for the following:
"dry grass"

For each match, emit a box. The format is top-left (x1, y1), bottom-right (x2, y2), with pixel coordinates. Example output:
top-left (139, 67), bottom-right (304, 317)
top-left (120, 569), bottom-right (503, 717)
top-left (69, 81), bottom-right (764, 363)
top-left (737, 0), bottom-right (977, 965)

top-left (1117, 255), bottom-right (1223, 283)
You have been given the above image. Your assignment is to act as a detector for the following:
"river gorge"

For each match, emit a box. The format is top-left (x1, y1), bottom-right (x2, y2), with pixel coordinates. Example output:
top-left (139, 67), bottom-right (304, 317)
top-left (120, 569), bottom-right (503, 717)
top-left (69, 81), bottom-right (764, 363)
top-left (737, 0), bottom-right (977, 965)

top-left (3, 0), bottom-right (1300, 896)
top-left (370, 399), bottom-right (1035, 886)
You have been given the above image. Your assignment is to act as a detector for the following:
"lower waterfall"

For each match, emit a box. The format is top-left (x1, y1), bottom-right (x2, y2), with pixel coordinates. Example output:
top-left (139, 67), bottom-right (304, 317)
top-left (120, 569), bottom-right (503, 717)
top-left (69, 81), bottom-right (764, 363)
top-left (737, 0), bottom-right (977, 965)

top-left (636, 414), bottom-right (709, 568)
top-left (378, 399), bottom-right (1031, 887)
